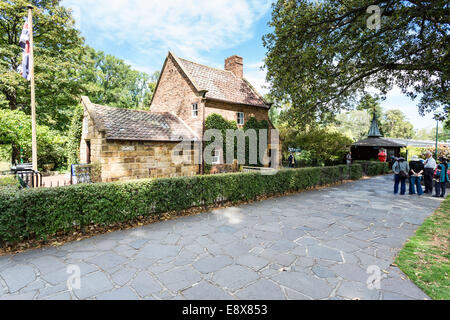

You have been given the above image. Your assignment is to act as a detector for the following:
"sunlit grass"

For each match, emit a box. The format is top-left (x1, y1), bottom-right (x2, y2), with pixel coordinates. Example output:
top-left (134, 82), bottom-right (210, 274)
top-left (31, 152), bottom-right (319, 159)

top-left (395, 196), bottom-right (450, 300)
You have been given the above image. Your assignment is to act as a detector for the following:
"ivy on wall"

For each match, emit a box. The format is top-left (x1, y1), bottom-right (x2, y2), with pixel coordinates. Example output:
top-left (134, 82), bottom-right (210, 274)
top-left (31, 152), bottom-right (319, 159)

top-left (205, 113), bottom-right (270, 168)
top-left (66, 104), bottom-right (84, 167)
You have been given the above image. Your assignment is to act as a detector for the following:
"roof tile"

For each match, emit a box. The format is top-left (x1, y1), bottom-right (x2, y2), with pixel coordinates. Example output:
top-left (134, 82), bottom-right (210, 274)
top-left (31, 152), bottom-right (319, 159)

top-left (87, 103), bottom-right (197, 142)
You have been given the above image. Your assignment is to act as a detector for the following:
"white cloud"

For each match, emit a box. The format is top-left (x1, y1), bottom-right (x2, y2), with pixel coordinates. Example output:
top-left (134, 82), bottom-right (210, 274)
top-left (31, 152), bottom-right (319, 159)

top-left (63, 0), bottom-right (271, 61)
top-left (245, 62), bottom-right (269, 95)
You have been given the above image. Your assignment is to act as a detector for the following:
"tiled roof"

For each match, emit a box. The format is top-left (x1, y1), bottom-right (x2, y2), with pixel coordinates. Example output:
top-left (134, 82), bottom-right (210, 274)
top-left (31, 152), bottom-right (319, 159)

top-left (83, 98), bottom-right (197, 142)
top-left (176, 56), bottom-right (269, 108)
top-left (352, 137), bottom-right (407, 147)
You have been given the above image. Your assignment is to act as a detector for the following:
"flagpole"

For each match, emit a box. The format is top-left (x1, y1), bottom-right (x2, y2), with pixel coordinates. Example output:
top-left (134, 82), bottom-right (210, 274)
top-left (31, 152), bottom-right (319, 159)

top-left (27, 4), bottom-right (38, 172)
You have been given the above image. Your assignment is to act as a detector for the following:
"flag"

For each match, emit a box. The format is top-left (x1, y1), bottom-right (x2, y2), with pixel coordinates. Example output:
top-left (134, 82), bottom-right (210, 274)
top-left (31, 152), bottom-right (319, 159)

top-left (18, 20), bottom-right (31, 81)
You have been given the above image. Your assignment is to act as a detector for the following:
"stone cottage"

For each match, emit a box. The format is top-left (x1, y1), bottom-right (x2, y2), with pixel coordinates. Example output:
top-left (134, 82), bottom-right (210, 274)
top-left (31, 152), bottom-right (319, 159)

top-left (80, 51), bottom-right (279, 182)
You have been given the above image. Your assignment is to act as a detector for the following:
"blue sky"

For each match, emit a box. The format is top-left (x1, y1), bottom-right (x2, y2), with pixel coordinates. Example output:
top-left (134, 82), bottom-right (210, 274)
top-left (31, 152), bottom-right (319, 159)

top-left (62, 0), bottom-right (438, 131)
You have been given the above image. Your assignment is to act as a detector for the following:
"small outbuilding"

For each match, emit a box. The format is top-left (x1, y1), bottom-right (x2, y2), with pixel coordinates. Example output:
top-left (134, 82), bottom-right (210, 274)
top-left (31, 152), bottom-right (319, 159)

top-left (351, 114), bottom-right (406, 161)
top-left (80, 96), bottom-right (199, 182)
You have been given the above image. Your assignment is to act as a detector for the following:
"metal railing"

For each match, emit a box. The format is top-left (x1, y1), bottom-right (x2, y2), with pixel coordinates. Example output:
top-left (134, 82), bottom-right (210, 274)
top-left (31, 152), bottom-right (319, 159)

top-left (16, 170), bottom-right (43, 188)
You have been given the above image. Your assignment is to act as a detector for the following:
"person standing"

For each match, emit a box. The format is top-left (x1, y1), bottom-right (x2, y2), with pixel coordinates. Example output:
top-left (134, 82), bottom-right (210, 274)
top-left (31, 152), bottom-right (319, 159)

top-left (409, 155), bottom-right (424, 195)
top-left (288, 152), bottom-right (296, 168)
top-left (433, 157), bottom-right (449, 198)
top-left (378, 149), bottom-right (387, 162)
top-left (393, 157), bottom-right (409, 195)
top-left (346, 151), bottom-right (352, 168)
top-left (423, 151), bottom-right (436, 194)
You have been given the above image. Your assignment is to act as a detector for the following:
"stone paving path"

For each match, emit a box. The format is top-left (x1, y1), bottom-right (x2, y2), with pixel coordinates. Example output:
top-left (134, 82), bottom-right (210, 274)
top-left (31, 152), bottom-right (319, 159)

top-left (0, 175), bottom-right (443, 300)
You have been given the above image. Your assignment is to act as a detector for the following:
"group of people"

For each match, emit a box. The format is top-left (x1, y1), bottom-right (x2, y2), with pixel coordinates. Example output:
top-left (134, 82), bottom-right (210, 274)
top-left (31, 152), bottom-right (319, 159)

top-left (393, 151), bottom-right (449, 197)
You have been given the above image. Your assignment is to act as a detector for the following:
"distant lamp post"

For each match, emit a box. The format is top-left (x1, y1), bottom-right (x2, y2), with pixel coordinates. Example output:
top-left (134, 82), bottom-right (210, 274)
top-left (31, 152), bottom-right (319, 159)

top-left (435, 118), bottom-right (439, 160)
top-left (433, 113), bottom-right (446, 160)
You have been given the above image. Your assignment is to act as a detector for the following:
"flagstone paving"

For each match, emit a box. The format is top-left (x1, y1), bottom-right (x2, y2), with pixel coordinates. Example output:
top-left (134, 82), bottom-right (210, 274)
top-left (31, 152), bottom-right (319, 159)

top-left (0, 174), bottom-right (443, 300)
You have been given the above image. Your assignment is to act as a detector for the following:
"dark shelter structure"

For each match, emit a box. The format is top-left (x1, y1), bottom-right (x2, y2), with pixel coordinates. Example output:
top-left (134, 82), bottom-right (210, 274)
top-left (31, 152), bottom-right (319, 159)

top-left (351, 114), bottom-right (406, 161)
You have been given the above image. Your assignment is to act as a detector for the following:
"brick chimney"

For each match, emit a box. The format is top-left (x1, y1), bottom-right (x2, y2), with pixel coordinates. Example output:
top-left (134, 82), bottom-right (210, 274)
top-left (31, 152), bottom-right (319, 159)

top-left (225, 55), bottom-right (243, 78)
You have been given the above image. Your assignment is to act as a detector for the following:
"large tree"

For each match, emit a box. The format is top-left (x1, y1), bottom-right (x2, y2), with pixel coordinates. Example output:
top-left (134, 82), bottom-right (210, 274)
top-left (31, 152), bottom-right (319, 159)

top-left (263, 0), bottom-right (449, 126)
top-left (0, 0), bottom-right (87, 162)
top-left (380, 109), bottom-right (415, 138)
top-left (81, 48), bottom-right (155, 110)
top-left (0, 0), bottom-right (87, 129)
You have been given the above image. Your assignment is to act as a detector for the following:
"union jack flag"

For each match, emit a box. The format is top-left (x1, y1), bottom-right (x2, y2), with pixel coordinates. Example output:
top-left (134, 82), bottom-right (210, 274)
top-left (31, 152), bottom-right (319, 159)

top-left (18, 20), bottom-right (31, 81)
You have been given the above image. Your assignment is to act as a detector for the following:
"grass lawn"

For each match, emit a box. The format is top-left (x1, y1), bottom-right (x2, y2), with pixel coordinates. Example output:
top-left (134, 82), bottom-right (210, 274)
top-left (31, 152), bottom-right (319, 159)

top-left (395, 195), bottom-right (450, 300)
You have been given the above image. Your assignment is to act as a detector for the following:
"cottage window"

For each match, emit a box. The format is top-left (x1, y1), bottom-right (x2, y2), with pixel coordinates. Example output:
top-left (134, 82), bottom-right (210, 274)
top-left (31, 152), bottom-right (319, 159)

top-left (237, 112), bottom-right (244, 125)
top-left (192, 103), bottom-right (198, 118)
top-left (212, 149), bottom-right (221, 164)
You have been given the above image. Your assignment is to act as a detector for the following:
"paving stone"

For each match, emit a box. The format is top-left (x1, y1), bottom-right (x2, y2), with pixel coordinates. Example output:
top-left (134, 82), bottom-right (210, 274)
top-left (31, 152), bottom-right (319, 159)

top-left (336, 281), bottom-right (381, 300)
top-left (212, 265), bottom-right (259, 292)
top-left (379, 277), bottom-right (430, 300)
top-left (110, 267), bottom-right (137, 286)
top-left (0, 264), bottom-right (36, 293)
top-left (307, 245), bottom-right (343, 262)
top-left (43, 291), bottom-right (72, 300)
top-left (382, 291), bottom-right (415, 300)
top-left (193, 255), bottom-right (233, 274)
top-left (38, 282), bottom-right (68, 299)
top-left (271, 271), bottom-right (333, 299)
top-left (72, 271), bottom-right (114, 299)
top-left (129, 239), bottom-right (148, 250)
top-left (258, 249), bottom-right (296, 267)
top-left (96, 286), bottom-right (140, 300)
top-left (86, 252), bottom-right (128, 270)
top-left (0, 291), bottom-right (37, 300)
top-left (236, 254), bottom-right (269, 271)
top-left (157, 266), bottom-right (202, 292)
top-left (0, 174), bottom-right (441, 300)
top-left (182, 281), bottom-right (232, 300)
top-left (312, 266), bottom-right (335, 278)
top-left (235, 279), bottom-right (285, 300)
top-left (284, 288), bottom-right (313, 300)
top-left (137, 244), bottom-right (182, 261)
top-left (93, 240), bottom-right (118, 250)
top-left (41, 262), bottom-right (99, 285)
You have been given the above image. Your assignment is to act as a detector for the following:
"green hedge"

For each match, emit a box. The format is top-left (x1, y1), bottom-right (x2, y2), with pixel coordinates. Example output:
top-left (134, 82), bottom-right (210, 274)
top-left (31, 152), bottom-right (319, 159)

top-left (355, 161), bottom-right (390, 176)
top-left (349, 164), bottom-right (363, 180)
top-left (0, 165), bottom-right (362, 244)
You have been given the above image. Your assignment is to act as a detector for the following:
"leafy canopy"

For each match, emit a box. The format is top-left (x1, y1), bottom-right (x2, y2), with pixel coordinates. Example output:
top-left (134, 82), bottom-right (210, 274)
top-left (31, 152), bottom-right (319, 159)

top-left (263, 0), bottom-right (449, 126)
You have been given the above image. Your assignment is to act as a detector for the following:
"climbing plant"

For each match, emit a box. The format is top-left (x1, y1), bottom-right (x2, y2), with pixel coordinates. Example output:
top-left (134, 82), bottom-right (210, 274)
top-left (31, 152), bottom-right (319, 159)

top-left (66, 104), bottom-right (84, 167)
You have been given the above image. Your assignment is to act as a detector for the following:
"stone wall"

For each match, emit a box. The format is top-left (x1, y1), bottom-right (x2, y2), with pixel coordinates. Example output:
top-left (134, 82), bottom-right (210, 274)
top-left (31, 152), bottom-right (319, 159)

top-left (205, 100), bottom-right (272, 128)
top-left (80, 109), bottom-right (199, 182)
top-left (98, 140), bottom-right (199, 182)
top-left (151, 54), bottom-right (204, 138)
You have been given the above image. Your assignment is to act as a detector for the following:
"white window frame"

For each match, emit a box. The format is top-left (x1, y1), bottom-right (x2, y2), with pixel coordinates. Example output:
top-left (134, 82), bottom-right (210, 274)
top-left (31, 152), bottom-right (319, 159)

top-left (192, 103), bottom-right (199, 118)
top-left (237, 112), bottom-right (244, 125)
top-left (212, 149), bottom-right (221, 164)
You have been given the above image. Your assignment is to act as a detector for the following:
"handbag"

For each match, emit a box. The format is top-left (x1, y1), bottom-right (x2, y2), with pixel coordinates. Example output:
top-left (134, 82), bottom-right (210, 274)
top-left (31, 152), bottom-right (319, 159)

top-left (399, 171), bottom-right (408, 179)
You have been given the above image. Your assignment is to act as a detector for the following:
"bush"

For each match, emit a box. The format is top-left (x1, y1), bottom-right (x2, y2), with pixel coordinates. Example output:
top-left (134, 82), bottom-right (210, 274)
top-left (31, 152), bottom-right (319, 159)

top-left (0, 165), bottom-right (365, 244)
top-left (0, 175), bottom-right (19, 191)
top-left (349, 164), bottom-right (363, 180)
top-left (66, 104), bottom-right (84, 167)
top-left (355, 161), bottom-right (390, 176)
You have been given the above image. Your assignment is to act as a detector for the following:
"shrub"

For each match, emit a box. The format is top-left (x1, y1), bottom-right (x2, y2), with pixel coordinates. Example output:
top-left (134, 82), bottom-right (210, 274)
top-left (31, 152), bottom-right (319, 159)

top-left (367, 162), bottom-right (389, 176)
top-left (349, 164), bottom-right (363, 180)
top-left (0, 175), bottom-right (19, 191)
top-left (66, 104), bottom-right (84, 167)
top-left (0, 164), bottom-right (366, 244)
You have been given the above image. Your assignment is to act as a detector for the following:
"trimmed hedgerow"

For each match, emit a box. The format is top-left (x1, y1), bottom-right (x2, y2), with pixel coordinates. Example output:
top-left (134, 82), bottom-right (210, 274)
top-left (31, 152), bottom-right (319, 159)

top-left (349, 164), bottom-right (363, 180)
top-left (367, 162), bottom-right (390, 176)
top-left (0, 165), bottom-right (365, 244)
